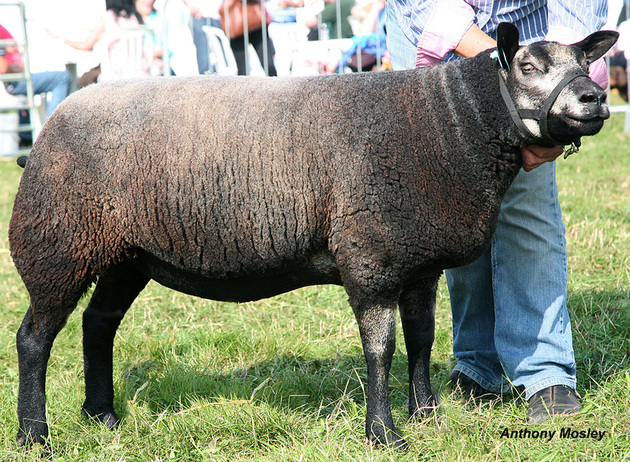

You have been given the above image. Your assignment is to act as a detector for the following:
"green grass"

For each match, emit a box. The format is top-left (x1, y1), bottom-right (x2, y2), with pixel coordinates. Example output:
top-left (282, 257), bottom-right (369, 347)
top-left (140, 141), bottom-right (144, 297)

top-left (1, 111), bottom-right (630, 461)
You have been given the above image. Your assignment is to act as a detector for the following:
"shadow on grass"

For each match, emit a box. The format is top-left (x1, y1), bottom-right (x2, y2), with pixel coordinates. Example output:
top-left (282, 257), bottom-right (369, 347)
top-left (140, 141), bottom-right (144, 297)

top-left (101, 287), bottom-right (630, 433)
top-left (114, 353), bottom-right (457, 425)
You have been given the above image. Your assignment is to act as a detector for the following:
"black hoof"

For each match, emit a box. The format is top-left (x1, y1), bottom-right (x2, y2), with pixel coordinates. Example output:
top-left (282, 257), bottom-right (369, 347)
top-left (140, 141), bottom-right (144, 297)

top-left (409, 395), bottom-right (438, 419)
top-left (16, 425), bottom-right (49, 448)
top-left (81, 407), bottom-right (120, 429)
top-left (367, 423), bottom-right (408, 451)
top-left (368, 433), bottom-right (409, 451)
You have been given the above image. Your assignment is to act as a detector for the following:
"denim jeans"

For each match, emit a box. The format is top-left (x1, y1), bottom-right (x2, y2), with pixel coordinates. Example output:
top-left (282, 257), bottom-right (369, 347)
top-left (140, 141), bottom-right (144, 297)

top-left (7, 70), bottom-right (71, 117)
top-left (190, 17), bottom-right (221, 74)
top-left (386, 4), bottom-right (576, 399)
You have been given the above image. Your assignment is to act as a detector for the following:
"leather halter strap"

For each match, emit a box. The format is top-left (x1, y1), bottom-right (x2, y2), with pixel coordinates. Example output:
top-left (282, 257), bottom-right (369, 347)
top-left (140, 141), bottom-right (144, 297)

top-left (497, 68), bottom-right (588, 147)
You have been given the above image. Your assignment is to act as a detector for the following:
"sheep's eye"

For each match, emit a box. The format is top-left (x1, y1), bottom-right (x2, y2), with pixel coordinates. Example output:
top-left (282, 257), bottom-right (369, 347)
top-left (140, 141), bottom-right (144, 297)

top-left (521, 63), bottom-right (536, 74)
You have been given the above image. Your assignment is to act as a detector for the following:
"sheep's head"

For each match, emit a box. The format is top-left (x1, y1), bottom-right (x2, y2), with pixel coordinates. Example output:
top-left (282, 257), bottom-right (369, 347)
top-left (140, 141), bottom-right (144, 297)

top-left (495, 22), bottom-right (618, 147)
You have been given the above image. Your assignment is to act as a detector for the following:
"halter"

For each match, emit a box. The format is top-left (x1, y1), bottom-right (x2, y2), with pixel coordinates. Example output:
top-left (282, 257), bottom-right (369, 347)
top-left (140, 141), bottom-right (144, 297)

top-left (492, 50), bottom-right (588, 158)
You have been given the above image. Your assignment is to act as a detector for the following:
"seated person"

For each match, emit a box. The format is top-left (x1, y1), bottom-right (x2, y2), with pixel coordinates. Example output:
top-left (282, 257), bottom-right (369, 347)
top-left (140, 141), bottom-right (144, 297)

top-left (0, 23), bottom-right (71, 145)
top-left (324, 0), bottom-right (385, 73)
top-left (267, 0), bottom-right (304, 24)
top-left (305, 0), bottom-right (354, 40)
top-left (61, 0), bottom-right (163, 80)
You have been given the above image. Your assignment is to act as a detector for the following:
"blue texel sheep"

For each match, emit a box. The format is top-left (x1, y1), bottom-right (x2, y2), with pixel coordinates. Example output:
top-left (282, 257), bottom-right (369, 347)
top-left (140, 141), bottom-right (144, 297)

top-left (9, 24), bottom-right (617, 449)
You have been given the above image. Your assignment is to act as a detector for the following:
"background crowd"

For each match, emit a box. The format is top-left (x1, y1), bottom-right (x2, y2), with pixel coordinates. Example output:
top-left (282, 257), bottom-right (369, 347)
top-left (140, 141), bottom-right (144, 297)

top-left (0, 0), bottom-right (627, 150)
top-left (1, 0), bottom-right (389, 81)
top-left (0, 0), bottom-right (391, 150)
top-left (1, 0), bottom-right (628, 113)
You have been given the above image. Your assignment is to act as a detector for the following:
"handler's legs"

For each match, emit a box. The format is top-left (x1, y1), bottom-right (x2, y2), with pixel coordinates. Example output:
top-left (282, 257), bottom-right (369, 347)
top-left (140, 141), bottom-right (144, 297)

top-left (447, 163), bottom-right (577, 399)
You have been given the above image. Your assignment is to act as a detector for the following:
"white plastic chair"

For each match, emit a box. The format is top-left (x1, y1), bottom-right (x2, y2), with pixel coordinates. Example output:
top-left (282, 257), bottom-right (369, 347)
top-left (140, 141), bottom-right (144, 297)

top-left (97, 26), bottom-right (156, 81)
top-left (202, 25), bottom-right (238, 76)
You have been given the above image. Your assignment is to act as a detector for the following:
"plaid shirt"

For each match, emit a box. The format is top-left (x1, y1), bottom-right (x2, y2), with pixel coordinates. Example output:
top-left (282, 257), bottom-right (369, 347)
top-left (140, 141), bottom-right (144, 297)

top-left (388, 0), bottom-right (608, 67)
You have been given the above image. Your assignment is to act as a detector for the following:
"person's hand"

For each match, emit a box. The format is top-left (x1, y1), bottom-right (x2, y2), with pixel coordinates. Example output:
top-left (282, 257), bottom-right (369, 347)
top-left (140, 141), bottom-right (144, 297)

top-left (520, 144), bottom-right (564, 172)
top-left (189, 7), bottom-right (203, 19)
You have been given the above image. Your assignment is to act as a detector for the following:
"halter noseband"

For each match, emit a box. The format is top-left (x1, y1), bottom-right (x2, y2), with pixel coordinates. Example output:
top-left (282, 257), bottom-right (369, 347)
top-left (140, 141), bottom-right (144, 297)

top-left (492, 51), bottom-right (588, 158)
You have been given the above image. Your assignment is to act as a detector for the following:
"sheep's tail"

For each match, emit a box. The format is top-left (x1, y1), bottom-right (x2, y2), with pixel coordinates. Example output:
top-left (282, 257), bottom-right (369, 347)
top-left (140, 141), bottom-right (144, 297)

top-left (16, 156), bottom-right (28, 168)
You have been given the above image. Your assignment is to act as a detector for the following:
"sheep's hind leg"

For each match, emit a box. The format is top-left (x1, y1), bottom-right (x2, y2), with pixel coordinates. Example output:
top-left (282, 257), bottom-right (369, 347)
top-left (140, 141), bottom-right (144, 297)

top-left (351, 296), bottom-right (407, 449)
top-left (17, 298), bottom-right (84, 446)
top-left (81, 264), bottom-right (149, 428)
top-left (399, 275), bottom-right (440, 419)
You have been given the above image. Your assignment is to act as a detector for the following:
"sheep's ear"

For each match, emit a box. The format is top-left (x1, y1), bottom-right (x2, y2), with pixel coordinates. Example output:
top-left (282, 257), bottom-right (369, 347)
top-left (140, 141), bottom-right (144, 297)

top-left (572, 30), bottom-right (619, 64)
top-left (496, 22), bottom-right (520, 71)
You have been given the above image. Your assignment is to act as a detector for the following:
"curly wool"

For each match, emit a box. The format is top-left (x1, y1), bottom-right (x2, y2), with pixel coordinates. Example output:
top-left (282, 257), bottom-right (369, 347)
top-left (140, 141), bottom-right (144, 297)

top-left (9, 51), bottom-right (522, 307)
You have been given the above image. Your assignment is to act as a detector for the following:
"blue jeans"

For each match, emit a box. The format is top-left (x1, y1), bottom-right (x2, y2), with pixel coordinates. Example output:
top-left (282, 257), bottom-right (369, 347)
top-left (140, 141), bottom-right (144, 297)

top-left (386, 5), bottom-right (576, 399)
top-left (7, 70), bottom-right (71, 117)
top-left (191, 17), bottom-right (221, 74)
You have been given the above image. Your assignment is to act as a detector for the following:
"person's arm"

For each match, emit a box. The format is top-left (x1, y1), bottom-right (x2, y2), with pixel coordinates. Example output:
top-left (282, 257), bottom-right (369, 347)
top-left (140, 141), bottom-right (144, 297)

top-left (304, 14), bottom-right (318, 28)
top-left (306, 0), bottom-right (336, 29)
top-left (520, 145), bottom-right (564, 172)
top-left (63, 17), bottom-right (106, 51)
top-left (409, 0), bottom-right (475, 68)
top-left (452, 23), bottom-right (496, 58)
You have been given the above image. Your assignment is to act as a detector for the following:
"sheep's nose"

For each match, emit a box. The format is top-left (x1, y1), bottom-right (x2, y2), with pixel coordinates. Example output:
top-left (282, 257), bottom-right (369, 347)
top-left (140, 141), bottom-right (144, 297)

top-left (579, 89), bottom-right (606, 105)
top-left (579, 88), bottom-right (610, 119)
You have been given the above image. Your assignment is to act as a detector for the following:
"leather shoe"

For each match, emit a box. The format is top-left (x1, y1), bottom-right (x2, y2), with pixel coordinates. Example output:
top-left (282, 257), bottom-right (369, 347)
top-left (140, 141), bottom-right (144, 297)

top-left (448, 370), bottom-right (501, 400)
top-left (527, 385), bottom-right (581, 423)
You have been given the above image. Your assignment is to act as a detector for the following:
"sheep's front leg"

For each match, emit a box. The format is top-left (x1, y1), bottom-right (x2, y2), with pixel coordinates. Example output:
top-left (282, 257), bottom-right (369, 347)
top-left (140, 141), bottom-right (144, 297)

top-left (399, 275), bottom-right (440, 418)
top-left (352, 300), bottom-right (406, 449)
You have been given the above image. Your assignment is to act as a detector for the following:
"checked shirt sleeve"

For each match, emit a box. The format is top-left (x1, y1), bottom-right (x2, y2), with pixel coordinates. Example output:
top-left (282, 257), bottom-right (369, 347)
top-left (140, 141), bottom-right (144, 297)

top-left (413, 0), bottom-right (475, 68)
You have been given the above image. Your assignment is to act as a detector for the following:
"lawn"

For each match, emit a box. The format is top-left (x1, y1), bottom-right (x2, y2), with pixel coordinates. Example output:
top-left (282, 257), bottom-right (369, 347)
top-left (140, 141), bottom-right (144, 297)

top-left (0, 111), bottom-right (629, 461)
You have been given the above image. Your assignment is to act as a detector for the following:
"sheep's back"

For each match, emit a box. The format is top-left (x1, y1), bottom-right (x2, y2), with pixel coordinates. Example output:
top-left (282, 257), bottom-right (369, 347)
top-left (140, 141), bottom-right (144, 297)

top-left (12, 76), bottom-right (345, 279)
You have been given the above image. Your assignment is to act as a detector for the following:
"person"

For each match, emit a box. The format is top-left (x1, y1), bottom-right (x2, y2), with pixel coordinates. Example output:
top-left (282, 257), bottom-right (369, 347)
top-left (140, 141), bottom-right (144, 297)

top-left (155, 0), bottom-right (200, 76)
top-left (325, 0), bottom-right (386, 73)
top-left (220, 0), bottom-right (278, 76)
top-left (386, 0), bottom-right (609, 423)
top-left (0, 23), bottom-right (71, 145)
top-left (63, 0), bottom-right (141, 51)
top-left (62, 0), bottom-right (163, 80)
top-left (182, 0), bottom-right (223, 74)
top-left (305, 0), bottom-right (354, 40)
top-left (135, 0), bottom-right (166, 74)
top-left (609, 13), bottom-right (630, 101)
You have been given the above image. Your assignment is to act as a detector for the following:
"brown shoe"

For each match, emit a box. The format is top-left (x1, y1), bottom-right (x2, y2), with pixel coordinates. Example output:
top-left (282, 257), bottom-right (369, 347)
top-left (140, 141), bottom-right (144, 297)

top-left (527, 385), bottom-right (581, 423)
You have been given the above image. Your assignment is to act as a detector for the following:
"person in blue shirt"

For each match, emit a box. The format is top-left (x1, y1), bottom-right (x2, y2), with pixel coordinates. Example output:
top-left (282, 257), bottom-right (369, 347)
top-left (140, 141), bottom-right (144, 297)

top-left (386, 0), bottom-right (609, 422)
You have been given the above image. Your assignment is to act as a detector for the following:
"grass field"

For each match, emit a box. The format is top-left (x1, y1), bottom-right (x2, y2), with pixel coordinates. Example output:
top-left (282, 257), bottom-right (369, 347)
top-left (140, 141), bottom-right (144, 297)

top-left (0, 111), bottom-right (629, 461)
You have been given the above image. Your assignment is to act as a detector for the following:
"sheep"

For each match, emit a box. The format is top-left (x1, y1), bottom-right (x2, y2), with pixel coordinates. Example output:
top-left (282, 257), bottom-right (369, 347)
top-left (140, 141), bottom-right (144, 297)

top-left (9, 23), bottom-right (617, 449)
